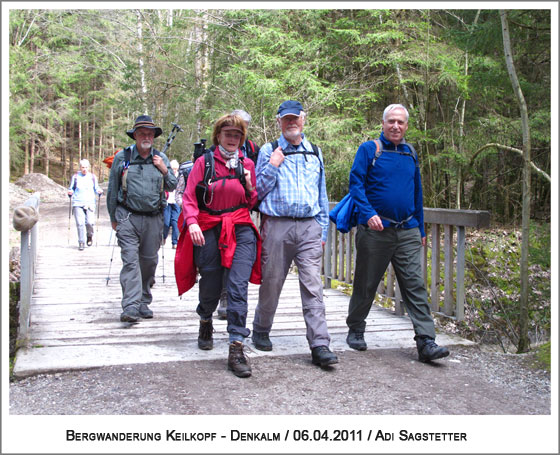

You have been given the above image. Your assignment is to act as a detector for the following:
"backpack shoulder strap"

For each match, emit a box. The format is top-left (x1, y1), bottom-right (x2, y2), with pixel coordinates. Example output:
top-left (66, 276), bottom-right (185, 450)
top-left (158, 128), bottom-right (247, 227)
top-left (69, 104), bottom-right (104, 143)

top-left (406, 142), bottom-right (419, 167)
top-left (237, 155), bottom-right (246, 186)
top-left (203, 149), bottom-right (215, 183)
top-left (370, 139), bottom-right (382, 167)
top-left (309, 142), bottom-right (319, 157)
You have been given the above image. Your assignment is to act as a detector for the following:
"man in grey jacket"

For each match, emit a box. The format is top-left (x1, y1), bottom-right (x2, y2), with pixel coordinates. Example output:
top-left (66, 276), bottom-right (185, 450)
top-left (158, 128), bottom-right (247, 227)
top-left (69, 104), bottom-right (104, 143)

top-left (107, 115), bottom-right (177, 322)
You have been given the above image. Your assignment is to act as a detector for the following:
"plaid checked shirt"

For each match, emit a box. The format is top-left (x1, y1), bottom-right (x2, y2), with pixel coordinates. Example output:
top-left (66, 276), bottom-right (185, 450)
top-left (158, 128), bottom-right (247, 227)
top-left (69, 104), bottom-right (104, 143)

top-left (256, 133), bottom-right (329, 242)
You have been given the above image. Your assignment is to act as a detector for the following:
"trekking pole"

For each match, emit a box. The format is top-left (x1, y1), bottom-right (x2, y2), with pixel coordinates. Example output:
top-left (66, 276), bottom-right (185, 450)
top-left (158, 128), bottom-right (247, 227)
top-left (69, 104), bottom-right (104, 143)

top-left (67, 194), bottom-right (72, 244)
top-left (106, 234), bottom-right (117, 286)
top-left (161, 233), bottom-right (165, 283)
top-left (161, 122), bottom-right (183, 155)
top-left (95, 193), bottom-right (101, 247)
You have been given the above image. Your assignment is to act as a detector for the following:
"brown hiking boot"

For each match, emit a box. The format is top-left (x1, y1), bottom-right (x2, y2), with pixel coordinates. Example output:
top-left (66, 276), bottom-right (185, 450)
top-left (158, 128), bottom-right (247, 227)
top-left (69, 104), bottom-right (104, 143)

top-left (198, 319), bottom-right (214, 350)
top-left (228, 341), bottom-right (252, 378)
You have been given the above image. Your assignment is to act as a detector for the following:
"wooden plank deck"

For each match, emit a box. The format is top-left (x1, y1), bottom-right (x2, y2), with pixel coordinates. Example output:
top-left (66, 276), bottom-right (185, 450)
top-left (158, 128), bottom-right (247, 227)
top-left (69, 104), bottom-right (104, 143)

top-left (13, 200), bottom-right (473, 378)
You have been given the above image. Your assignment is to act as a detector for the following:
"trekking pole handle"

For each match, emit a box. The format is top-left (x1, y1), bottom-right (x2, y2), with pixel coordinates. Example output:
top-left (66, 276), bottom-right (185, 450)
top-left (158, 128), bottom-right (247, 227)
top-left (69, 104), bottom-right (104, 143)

top-left (161, 123), bottom-right (183, 155)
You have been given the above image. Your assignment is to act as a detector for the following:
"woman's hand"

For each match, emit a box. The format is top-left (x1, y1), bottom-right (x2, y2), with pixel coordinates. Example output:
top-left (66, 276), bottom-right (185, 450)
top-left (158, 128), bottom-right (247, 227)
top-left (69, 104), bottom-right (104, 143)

top-left (189, 223), bottom-right (205, 246)
top-left (243, 168), bottom-right (254, 192)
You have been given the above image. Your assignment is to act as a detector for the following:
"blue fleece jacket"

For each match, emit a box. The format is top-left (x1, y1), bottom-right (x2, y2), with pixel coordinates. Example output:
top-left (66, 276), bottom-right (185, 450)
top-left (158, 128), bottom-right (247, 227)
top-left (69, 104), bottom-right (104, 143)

top-left (348, 132), bottom-right (425, 237)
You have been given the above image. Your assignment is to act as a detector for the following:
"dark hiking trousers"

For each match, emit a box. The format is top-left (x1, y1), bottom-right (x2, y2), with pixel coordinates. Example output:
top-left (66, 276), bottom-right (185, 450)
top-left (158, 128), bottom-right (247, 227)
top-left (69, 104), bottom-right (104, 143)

top-left (347, 225), bottom-right (436, 339)
top-left (194, 224), bottom-right (256, 340)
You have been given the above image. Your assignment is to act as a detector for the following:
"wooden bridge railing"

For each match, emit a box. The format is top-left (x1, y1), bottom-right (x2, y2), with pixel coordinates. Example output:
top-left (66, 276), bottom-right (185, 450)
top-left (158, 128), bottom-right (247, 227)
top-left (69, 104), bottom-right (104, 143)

top-left (13, 193), bottom-right (41, 345)
top-left (323, 205), bottom-right (491, 321)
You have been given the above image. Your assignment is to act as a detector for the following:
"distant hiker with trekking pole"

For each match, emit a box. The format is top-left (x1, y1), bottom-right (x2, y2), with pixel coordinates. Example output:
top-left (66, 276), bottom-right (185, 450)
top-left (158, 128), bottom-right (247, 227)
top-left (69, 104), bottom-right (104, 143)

top-left (106, 115), bottom-right (177, 323)
top-left (68, 159), bottom-right (103, 251)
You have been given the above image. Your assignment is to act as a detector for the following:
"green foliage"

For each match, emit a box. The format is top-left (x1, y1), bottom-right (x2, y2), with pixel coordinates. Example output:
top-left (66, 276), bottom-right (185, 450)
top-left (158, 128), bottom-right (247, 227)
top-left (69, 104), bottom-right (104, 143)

top-left (7, 8), bottom-right (551, 222)
top-left (535, 342), bottom-right (551, 372)
top-left (462, 225), bottom-right (551, 348)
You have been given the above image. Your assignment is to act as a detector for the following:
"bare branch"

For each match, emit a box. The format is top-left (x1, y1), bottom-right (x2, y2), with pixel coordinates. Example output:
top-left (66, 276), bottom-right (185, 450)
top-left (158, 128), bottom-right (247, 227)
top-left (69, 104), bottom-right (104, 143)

top-left (470, 143), bottom-right (550, 183)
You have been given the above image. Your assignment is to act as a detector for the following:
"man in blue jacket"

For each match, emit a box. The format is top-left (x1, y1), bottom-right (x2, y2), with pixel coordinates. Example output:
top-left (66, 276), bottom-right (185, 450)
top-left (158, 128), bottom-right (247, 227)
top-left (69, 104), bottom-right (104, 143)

top-left (346, 104), bottom-right (449, 362)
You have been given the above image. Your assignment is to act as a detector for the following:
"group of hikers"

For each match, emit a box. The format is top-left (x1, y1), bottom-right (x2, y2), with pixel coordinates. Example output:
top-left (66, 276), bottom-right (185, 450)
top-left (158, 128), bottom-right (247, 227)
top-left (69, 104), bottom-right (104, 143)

top-left (68, 100), bottom-right (449, 378)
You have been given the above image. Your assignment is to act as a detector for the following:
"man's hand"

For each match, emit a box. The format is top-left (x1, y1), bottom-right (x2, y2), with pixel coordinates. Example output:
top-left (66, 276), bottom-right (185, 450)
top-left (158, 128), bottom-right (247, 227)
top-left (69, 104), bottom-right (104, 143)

top-left (152, 154), bottom-right (168, 175)
top-left (112, 221), bottom-right (117, 231)
top-left (367, 215), bottom-right (384, 231)
top-left (189, 223), bottom-right (205, 246)
top-left (421, 236), bottom-right (426, 247)
top-left (269, 146), bottom-right (285, 168)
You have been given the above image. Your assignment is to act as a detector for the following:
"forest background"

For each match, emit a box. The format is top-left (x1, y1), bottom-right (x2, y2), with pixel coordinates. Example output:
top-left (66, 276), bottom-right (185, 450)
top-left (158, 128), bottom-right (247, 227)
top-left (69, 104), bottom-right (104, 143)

top-left (6, 7), bottom-right (553, 353)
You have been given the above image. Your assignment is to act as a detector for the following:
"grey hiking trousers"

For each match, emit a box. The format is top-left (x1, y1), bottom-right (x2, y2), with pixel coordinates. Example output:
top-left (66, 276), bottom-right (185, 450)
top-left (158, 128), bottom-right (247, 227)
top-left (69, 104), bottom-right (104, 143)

top-left (115, 205), bottom-right (163, 310)
top-left (253, 216), bottom-right (331, 349)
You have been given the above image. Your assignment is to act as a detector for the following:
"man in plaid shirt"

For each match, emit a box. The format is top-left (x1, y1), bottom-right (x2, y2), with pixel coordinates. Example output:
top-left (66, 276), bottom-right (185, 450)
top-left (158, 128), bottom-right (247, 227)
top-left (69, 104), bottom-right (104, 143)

top-left (251, 100), bottom-right (338, 368)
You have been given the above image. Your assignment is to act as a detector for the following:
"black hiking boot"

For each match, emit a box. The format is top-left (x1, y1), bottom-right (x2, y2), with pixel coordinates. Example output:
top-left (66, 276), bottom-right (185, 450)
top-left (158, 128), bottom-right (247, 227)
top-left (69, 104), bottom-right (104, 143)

top-left (198, 319), bottom-right (214, 350)
top-left (252, 331), bottom-right (272, 351)
top-left (415, 335), bottom-right (450, 362)
top-left (120, 305), bottom-right (141, 323)
top-left (311, 346), bottom-right (338, 367)
top-left (228, 341), bottom-right (252, 378)
top-left (87, 235), bottom-right (93, 247)
top-left (346, 330), bottom-right (367, 351)
top-left (78, 242), bottom-right (85, 251)
top-left (138, 303), bottom-right (153, 319)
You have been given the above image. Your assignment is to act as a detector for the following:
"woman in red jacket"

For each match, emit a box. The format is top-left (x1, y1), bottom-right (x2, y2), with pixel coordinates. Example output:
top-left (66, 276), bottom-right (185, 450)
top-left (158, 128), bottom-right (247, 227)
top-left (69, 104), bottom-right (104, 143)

top-left (177, 113), bottom-right (261, 378)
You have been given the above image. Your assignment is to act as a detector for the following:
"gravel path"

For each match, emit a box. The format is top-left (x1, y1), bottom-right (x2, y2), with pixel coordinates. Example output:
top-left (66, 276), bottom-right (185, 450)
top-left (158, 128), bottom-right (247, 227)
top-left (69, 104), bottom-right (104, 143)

top-left (9, 345), bottom-right (550, 415)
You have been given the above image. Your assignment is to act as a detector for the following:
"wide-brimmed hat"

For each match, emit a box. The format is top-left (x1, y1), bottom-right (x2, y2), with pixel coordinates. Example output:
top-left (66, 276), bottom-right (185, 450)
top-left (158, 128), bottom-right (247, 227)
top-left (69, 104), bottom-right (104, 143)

top-left (277, 100), bottom-right (304, 118)
top-left (126, 115), bottom-right (163, 139)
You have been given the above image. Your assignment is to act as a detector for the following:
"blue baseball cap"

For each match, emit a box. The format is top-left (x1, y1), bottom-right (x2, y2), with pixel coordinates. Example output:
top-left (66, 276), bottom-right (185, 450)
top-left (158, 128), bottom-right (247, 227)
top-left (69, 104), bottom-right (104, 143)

top-left (277, 100), bottom-right (304, 118)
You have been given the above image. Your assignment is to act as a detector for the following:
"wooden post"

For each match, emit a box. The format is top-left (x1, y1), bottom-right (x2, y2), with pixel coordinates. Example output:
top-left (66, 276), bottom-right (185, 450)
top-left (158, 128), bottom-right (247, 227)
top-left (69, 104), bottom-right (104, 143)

top-left (338, 231), bottom-right (344, 281)
top-left (443, 224), bottom-right (454, 316)
top-left (324, 223), bottom-right (332, 289)
top-left (430, 223), bottom-right (441, 311)
top-left (345, 231), bottom-right (352, 284)
top-left (456, 226), bottom-right (466, 321)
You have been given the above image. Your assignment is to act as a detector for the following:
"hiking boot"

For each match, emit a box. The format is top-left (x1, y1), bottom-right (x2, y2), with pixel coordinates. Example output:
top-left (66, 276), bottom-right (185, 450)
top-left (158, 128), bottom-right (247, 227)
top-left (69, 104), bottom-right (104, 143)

top-left (311, 346), bottom-right (339, 367)
top-left (198, 319), bottom-right (214, 350)
top-left (415, 335), bottom-right (450, 363)
top-left (252, 331), bottom-right (272, 351)
top-left (120, 305), bottom-right (141, 323)
top-left (78, 242), bottom-right (85, 251)
top-left (346, 330), bottom-right (367, 351)
top-left (228, 341), bottom-right (252, 378)
top-left (217, 292), bottom-right (227, 320)
top-left (87, 235), bottom-right (93, 247)
top-left (138, 303), bottom-right (153, 319)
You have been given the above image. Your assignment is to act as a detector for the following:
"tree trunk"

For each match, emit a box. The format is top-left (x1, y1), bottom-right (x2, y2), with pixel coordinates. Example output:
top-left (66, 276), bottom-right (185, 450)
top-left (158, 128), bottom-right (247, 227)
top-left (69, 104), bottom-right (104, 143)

top-left (30, 139), bottom-right (35, 174)
top-left (136, 10), bottom-right (148, 113)
top-left (500, 10), bottom-right (531, 353)
top-left (24, 139), bottom-right (29, 175)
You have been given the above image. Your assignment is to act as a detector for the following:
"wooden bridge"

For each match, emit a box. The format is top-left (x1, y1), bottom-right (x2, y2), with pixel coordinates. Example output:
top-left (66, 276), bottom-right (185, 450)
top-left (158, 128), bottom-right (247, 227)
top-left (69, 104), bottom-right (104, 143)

top-left (12, 196), bottom-right (473, 378)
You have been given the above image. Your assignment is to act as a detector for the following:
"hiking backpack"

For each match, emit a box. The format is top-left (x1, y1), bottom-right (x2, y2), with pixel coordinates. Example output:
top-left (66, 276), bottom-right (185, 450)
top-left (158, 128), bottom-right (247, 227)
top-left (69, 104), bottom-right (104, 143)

top-left (370, 139), bottom-right (418, 168)
top-left (195, 149), bottom-right (248, 215)
top-left (119, 146), bottom-right (164, 207)
top-left (71, 172), bottom-right (96, 192)
top-left (270, 139), bottom-right (319, 161)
